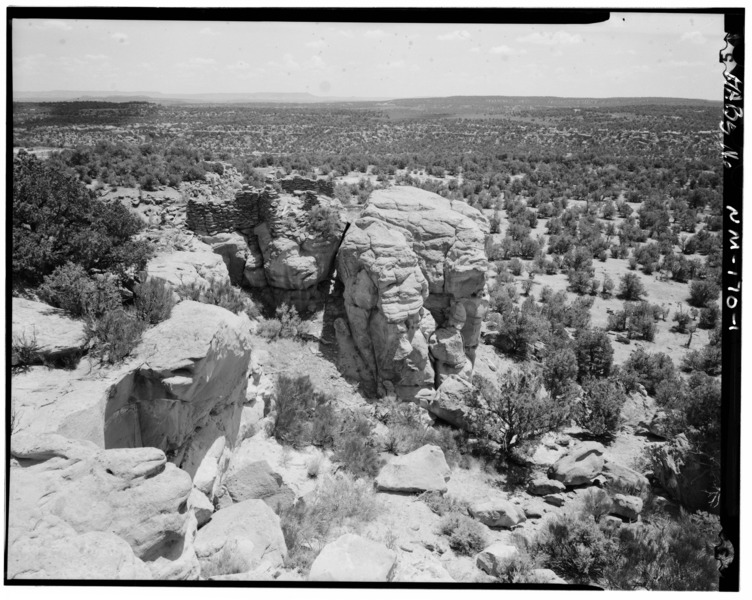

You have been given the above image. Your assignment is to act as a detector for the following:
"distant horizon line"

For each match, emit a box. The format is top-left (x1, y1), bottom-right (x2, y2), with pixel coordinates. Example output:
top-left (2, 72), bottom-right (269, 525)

top-left (13, 90), bottom-right (721, 103)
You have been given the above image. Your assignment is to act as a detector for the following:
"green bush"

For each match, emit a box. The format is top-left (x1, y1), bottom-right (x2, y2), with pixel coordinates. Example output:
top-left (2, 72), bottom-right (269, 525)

top-left (176, 277), bottom-right (261, 319)
top-left (575, 378), bottom-right (625, 437)
top-left (698, 303), bottom-right (720, 329)
top-left (257, 318), bottom-right (283, 339)
top-left (688, 280), bottom-right (720, 308)
top-left (273, 374), bottom-right (322, 447)
top-left (86, 308), bottom-right (146, 364)
top-left (439, 514), bottom-right (488, 556)
top-left (419, 491), bottom-right (468, 516)
top-left (39, 262), bottom-right (122, 318)
top-left (574, 328), bottom-right (614, 380)
top-left (332, 413), bottom-right (384, 478)
top-left (12, 329), bottom-right (40, 371)
top-left (134, 278), bottom-right (175, 324)
top-left (13, 154), bottom-right (151, 286)
top-left (621, 348), bottom-right (677, 395)
top-left (308, 204), bottom-right (343, 239)
top-left (618, 273), bottom-right (646, 301)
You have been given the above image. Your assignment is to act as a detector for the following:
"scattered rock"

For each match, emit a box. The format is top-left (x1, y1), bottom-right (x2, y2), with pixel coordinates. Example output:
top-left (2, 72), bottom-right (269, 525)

top-left (544, 493), bottom-right (566, 507)
top-left (425, 375), bottom-right (476, 431)
top-left (475, 542), bottom-right (519, 577)
top-left (601, 515), bottom-right (623, 530)
top-left (611, 494), bottom-right (644, 522)
top-left (145, 248), bottom-right (230, 290)
top-left (524, 506), bottom-right (544, 519)
top-left (651, 433), bottom-right (715, 511)
top-left (308, 534), bottom-right (397, 582)
top-left (468, 498), bottom-right (527, 528)
top-left (224, 460), bottom-right (295, 513)
top-left (376, 445), bottom-right (451, 494)
top-left (392, 552), bottom-right (455, 582)
top-left (188, 488), bottom-right (214, 528)
top-left (528, 478), bottom-right (566, 496)
top-left (601, 460), bottom-right (650, 495)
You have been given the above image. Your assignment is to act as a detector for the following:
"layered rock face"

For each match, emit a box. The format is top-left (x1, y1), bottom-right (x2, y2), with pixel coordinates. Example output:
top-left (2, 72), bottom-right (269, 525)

top-left (8, 433), bottom-right (198, 579)
top-left (337, 187), bottom-right (489, 398)
top-left (186, 182), bottom-right (346, 312)
top-left (13, 301), bottom-right (253, 501)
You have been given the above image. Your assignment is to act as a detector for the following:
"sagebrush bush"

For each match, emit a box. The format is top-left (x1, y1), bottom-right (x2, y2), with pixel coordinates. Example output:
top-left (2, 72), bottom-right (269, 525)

top-left (620, 348), bottom-right (677, 395)
top-left (39, 262), bottom-right (122, 318)
top-left (439, 513), bottom-right (488, 556)
top-left (688, 279), bottom-right (720, 308)
top-left (86, 308), bottom-right (146, 364)
top-left (279, 472), bottom-right (380, 572)
top-left (12, 329), bottom-right (40, 371)
top-left (176, 277), bottom-right (261, 319)
top-left (308, 204), bottom-right (343, 239)
top-left (273, 374), bottom-right (321, 446)
top-left (333, 413), bottom-right (384, 478)
top-left (257, 318), bottom-right (283, 339)
top-left (134, 278), bottom-right (175, 324)
top-left (618, 273), bottom-right (646, 301)
top-left (419, 491), bottom-right (468, 516)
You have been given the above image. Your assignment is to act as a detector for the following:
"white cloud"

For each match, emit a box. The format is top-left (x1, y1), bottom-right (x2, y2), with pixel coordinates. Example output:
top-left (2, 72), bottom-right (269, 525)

top-left (490, 45), bottom-right (525, 56)
top-left (365, 29), bottom-right (388, 39)
top-left (469, 46), bottom-right (481, 53)
top-left (111, 32), bottom-right (129, 44)
top-left (338, 29), bottom-right (355, 38)
top-left (34, 20), bottom-right (73, 31)
top-left (308, 55), bottom-right (327, 70)
top-left (681, 31), bottom-right (707, 44)
top-left (269, 53), bottom-right (301, 71)
top-left (516, 31), bottom-right (583, 45)
top-left (306, 39), bottom-right (327, 49)
top-left (177, 57), bottom-right (217, 70)
top-left (437, 30), bottom-right (471, 42)
top-left (199, 27), bottom-right (219, 36)
top-left (84, 54), bottom-right (108, 61)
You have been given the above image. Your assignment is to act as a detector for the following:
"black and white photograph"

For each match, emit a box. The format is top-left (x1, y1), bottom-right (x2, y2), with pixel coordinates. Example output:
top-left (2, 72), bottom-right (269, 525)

top-left (6, 4), bottom-right (744, 591)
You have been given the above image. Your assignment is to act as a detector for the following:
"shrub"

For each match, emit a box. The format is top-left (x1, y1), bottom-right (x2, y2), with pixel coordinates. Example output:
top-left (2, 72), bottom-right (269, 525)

top-left (257, 318), bottom-right (283, 339)
top-left (508, 257), bottom-right (524, 276)
top-left (621, 349), bottom-right (677, 395)
top-left (13, 154), bottom-right (150, 286)
top-left (86, 308), bottom-right (146, 364)
top-left (419, 491), bottom-right (468, 516)
top-left (574, 328), bottom-right (614, 380)
top-left (277, 303), bottom-right (303, 338)
top-left (627, 302), bottom-right (657, 342)
top-left (12, 329), bottom-right (40, 371)
top-left (575, 378), bottom-right (625, 437)
top-left (698, 303), bottom-right (720, 329)
top-left (332, 413), bottom-right (383, 478)
top-left (532, 513), bottom-right (616, 585)
top-left (472, 366), bottom-right (571, 451)
top-left (618, 273), bottom-right (646, 301)
top-left (673, 307), bottom-right (692, 333)
top-left (176, 277), bottom-right (260, 318)
top-left (542, 345), bottom-right (578, 400)
top-left (688, 280), bottom-right (720, 308)
top-left (134, 278), bottom-right (175, 324)
top-left (279, 472), bottom-right (380, 572)
top-left (39, 262), bottom-right (122, 318)
top-left (273, 374), bottom-right (321, 446)
top-left (438, 513), bottom-right (488, 556)
top-left (308, 204), bottom-right (343, 239)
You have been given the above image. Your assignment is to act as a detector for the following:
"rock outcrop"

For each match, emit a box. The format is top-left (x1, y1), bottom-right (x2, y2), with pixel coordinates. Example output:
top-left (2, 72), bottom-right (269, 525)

top-left (375, 445), bottom-right (451, 494)
top-left (337, 187), bottom-right (489, 398)
top-left (12, 297), bottom-right (87, 365)
top-left (12, 301), bottom-right (253, 502)
top-left (8, 433), bottom-right (198, 580)
top-left (475, 542), bottom-right (519, 577)
top-left (468, 498), bottom-right (527, 528)
top-left (145, 247), bottom-right (231, 290)
top-left (308, 534), bottom-right (397, 582)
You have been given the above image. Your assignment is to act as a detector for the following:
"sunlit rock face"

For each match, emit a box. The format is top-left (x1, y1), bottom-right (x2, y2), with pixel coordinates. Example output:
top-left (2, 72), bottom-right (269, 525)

top-left (337, 187), bottom-right (489, 398)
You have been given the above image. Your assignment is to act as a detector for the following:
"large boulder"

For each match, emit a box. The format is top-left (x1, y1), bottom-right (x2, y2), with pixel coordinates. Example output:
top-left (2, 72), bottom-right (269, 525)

top-left (12, 297), bottom-right (87, 364)
top-left (375, 445), bottom-right (451, 494)
top-left (8, 433), bottom-right (198, 580)
top-left (145, 248), bottom-right (230, 290)
top-left (194, 499), bottom-right (287, 575)
top-left (610, 494), bottom-right (644, 522)
top-left (308, 534), bottom-right (397, 582)
top-left (601, 460), bottom-right (650, 496)
top-left (528, 478), bottom-right (567, 496)
top-left (12, 301), bottom-right (253, 500)
top-left (468, 498), bottom-right (527, 528)
top-left (224, 459), bottom-right (295, 513)
top-left (475, 542), bottom-right (519, 577)
top-left (337, 187), bottom-right (489, 397)
top-left (424, 375), bottom-right (477, 431)
top-left (548, 441), bottom-right (605, 487)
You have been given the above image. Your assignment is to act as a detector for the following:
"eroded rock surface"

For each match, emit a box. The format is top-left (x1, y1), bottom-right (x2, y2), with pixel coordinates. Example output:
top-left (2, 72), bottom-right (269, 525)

top-left (376, 445), bottom-right (451, 494)
top-left (12, 297), bottom-right (87, 364)
top-left (337, 187), bottom-right (489, 398)
top-left (308, 534), bottom-right (396, 582)
top-left (548, 441), bottom-right (606, 487)
top-left (8, 433), bottom-right (198, 580)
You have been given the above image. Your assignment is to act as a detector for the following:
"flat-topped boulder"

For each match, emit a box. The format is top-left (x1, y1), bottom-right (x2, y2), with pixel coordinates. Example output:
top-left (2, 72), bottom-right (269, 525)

top-left (548, 441), bottom-right (606, 487)
top-left (308, 534), bottom-right (396, 582)
top-left (8, 433), bottom-right (198, 580)
top-left (469, 497), bottom-right (527, 528)
top-left (375, 444), bottom-right (451, 494)
top-left (145, 248), bottom-right (230, 290)
top-left (476, 542), bottom-right (519, 577)
top-left (12, 297), bottom-right (87, 364)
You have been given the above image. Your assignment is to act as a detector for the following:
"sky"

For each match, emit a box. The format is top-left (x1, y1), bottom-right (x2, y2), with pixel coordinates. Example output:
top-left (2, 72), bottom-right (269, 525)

top-left (12, 12), bottom-right (726, 100)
